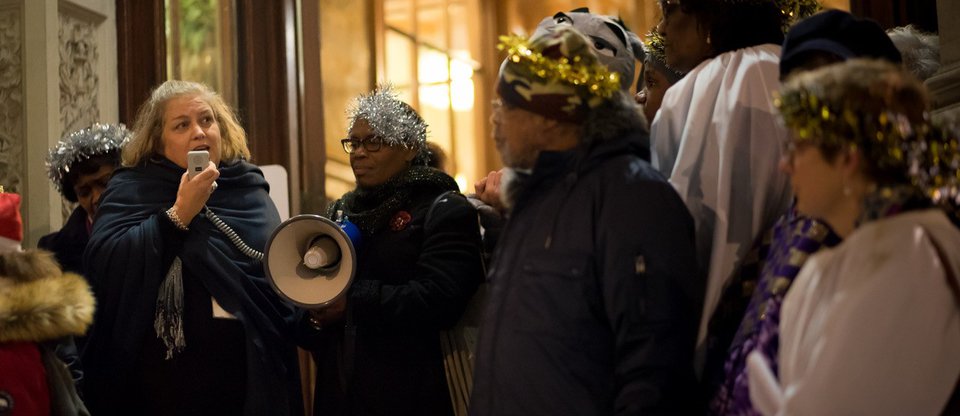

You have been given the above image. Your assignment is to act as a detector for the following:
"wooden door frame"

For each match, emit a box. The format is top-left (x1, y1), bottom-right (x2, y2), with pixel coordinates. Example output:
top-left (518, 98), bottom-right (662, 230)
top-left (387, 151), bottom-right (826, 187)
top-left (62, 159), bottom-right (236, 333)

top-left (850, 0), bottom-right (938, 32)
top-left (116, 0), bottom-right (314, 216)
top-left (116, 0), bottom-right (166, 126)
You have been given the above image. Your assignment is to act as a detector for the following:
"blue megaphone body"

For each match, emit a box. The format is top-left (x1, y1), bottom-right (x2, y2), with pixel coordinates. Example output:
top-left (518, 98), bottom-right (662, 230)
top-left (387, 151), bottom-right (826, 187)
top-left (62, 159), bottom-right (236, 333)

top-left (337, 217), bottom-right (362, 251)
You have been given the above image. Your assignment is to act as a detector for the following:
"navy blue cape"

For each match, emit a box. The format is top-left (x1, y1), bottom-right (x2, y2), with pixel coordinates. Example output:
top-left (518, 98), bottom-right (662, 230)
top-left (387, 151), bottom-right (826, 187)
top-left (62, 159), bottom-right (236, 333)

top-left (83, 157), bottom-right (301, 415)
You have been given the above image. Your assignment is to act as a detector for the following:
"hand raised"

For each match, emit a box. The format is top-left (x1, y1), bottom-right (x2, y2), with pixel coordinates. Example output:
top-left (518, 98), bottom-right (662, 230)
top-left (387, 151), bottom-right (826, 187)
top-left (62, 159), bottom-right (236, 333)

top-left (172, 161), bottom-right (219, 224)
top-left (476, 170), bottom-right (504, 212)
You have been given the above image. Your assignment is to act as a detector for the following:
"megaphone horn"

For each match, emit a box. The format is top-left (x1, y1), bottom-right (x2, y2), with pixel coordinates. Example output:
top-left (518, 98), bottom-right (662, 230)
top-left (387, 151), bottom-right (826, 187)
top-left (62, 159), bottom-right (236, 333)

top-left (263, 215), bottom-right (357, 308)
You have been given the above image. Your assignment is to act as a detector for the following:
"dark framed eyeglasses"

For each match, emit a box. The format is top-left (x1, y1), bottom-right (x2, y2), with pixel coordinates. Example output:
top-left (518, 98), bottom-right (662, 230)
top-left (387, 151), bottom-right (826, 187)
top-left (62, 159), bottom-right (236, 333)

top-left (341, 136), bottom-right (384, 154)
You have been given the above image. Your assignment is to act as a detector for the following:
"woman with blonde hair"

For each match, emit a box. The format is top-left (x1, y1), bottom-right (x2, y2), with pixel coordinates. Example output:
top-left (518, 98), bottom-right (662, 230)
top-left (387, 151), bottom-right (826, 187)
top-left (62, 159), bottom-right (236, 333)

top-left (747, 59), bottom-right (960, 415)
top-left (83, 80), bottom-right (302, 415)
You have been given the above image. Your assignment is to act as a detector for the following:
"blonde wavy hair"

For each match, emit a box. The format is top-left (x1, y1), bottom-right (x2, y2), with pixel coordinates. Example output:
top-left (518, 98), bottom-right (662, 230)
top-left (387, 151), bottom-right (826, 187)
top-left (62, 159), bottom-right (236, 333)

top-left (122, 80), bottom-right (250, 167)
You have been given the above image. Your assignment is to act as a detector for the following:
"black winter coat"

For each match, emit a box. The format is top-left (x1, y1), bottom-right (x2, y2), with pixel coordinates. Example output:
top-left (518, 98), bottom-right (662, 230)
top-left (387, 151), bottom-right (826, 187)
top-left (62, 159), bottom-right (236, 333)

top-left (38, 206), bottom-right (90, 386)
top-left (298, 179), bottom-right (485, 416)
top-left (470, 131), bottom-right (705, 416)
top-left (38, 206), bottom-right (89, 276)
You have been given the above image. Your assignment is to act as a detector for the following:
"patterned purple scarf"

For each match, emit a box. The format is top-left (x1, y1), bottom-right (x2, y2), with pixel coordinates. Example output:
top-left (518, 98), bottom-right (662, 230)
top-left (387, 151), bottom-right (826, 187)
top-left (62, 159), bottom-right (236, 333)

top-left (709, 209), bottom-right (840, 415)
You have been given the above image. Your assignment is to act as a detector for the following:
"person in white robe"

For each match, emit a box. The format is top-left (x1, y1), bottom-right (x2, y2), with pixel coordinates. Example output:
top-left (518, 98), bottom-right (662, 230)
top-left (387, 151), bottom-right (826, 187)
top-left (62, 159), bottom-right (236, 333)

top-left (650, 0), bottom-right (797, 354)
top-left (747, 59), bottom-right (960, 416)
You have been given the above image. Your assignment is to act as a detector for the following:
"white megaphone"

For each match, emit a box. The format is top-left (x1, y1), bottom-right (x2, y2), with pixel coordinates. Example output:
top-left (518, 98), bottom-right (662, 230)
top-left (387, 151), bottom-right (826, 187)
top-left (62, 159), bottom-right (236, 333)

top-left (263, 215), bottom-right (358, 308)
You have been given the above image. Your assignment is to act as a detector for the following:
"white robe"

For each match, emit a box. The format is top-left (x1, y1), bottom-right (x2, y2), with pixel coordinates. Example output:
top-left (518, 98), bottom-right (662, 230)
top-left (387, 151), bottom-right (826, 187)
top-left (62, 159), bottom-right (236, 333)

top-left (650, 44), bottom-right (793, 349)
top-left (747, 209), bottom-right (960, 416)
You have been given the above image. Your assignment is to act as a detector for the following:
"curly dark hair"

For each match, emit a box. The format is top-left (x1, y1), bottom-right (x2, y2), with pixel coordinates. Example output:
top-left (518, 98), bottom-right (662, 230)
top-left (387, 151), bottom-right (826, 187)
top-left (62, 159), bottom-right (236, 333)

top-left (662, 0), bottom-right (784, 57)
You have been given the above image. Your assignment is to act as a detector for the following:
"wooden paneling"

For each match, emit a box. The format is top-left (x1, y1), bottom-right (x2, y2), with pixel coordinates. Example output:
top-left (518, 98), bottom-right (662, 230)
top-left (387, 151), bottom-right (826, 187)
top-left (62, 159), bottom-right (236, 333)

top-left (500, 0), bottom-right (657, 36)
top-left (118, 0), bottom-right (302, 214)
top-left (821, 0), bottom-right (851, 11)
top-left (236, 0), bottom-right (292, 167)
top-left (299, 0), bottom-right (327, 214)
top-left (116, 0), bottom-right (166, 126)
top-left (319, 0), bottom-right (375, 201)
top-left (850, 0), bottom-right (938, 32)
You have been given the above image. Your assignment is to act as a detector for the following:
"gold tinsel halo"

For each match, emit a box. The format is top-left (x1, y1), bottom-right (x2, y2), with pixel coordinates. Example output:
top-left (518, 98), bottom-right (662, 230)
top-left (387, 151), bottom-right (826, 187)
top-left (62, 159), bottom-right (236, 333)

top-left (776, 89), bottom-right (960, 202)
top-left (774, 0), bottom-right (822, 33)
top-left (642, 29), bottom-right (685, 79)
top-left (497, 33), bottom-right (621, 100)
top-left (912, 123), bottom-right (960, 206)
top-left (643, 30), bottom-right (668, 65)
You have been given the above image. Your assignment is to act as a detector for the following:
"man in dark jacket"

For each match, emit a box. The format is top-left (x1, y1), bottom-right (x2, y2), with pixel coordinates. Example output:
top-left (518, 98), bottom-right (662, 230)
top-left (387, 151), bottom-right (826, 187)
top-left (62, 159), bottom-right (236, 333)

top-left (470, 26), bottom-right (705, 415)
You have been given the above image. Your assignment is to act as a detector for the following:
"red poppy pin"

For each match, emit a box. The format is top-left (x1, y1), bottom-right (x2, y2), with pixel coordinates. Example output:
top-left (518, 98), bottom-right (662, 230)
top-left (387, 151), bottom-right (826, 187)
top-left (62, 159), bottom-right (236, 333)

top-left (390, 211), bottom-right (412, 231)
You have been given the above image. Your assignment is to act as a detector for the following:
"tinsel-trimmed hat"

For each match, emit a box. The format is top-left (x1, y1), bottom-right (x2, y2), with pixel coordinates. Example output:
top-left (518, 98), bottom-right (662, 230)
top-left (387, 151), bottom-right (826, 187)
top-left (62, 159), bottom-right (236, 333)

top-left (347, 86), bottom-right (429, 163)
top-left (780, 9), bottom-right (902, 78)
top-left (0, 190), bottom-right (22, 253)
top-left (640, 29), bottom-right (685, 83)
top-left (497, 25), bottom-right (621, 123)
top-left (776, 60), bottom-right (959, 203)
top-left (47, 123), bottom-right (128, 202)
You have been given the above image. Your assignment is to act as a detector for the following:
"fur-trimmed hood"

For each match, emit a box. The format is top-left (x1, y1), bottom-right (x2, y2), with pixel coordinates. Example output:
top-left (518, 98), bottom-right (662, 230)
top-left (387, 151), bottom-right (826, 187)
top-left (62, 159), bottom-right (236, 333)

top-left (0, 250), bottom-right (94, 343)
top-left (580, 91), bottom-right (648, 152)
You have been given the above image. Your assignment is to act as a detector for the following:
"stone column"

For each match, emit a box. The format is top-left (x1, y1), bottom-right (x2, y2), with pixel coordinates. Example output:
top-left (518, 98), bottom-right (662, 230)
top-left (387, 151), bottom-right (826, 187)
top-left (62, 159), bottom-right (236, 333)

top-left (0, 0), bottom-right (118, 246)
top-left (22, 0), bottom-right (62, 247)
top-left (928, 0), bottom-right (960, 122)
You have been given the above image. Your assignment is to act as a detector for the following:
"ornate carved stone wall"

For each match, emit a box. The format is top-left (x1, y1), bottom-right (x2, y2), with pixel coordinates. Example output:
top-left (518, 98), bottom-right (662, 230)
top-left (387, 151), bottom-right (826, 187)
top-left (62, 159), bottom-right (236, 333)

top-left (59, 10), bottom-right (100, 136)
top-left (0, 5), bottom-right (24, 194)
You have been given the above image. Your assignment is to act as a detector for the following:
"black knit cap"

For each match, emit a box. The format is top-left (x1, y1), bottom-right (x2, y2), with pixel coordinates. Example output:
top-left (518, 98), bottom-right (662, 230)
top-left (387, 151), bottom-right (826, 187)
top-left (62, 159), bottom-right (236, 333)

top-left (780, 10), bottom-right (902, 78)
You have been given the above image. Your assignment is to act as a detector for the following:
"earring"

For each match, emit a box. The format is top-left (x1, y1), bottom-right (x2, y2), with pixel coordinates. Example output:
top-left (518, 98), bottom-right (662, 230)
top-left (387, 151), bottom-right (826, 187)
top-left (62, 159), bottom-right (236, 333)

top-left (706, 34), bottom-right (712, 45)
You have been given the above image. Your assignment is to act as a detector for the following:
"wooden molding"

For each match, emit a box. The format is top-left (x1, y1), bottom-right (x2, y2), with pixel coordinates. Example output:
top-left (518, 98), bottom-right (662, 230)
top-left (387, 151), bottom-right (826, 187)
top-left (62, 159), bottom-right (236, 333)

top-left (115, 0), bottom-right (165, 125)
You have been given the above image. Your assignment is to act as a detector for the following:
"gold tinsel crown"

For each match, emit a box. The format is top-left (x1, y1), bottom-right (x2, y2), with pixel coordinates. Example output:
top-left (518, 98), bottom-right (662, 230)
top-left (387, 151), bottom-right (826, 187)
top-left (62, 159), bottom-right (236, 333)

top-left (640, 29), bottom-right (686, 80)
top-left (497, 33), bottom-right (621, 100)
top-left (774, 0), bottom-right (822, 33)
top-left (642, 30), bottom-right (668, 65)
top-left (776, 89), bottom-right (960, 202)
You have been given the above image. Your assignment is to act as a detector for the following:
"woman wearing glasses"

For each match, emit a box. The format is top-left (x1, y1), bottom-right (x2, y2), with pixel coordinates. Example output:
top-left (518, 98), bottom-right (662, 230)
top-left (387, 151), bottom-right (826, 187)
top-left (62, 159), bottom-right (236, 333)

top-left (297, 86), bottom-right (484, 416)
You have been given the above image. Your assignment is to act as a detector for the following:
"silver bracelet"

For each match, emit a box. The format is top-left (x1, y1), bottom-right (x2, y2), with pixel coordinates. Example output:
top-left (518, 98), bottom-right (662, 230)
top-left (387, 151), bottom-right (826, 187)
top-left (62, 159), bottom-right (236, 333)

top-left (166, 206), bottom-right (189, 231)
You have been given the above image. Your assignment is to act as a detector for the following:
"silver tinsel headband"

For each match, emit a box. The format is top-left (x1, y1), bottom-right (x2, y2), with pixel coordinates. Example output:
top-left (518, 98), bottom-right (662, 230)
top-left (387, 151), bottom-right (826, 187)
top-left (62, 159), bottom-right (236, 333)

top-left (347, 86), bottom-right (428, 159)
top-left (47, 123), bottom-right (129, 201)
